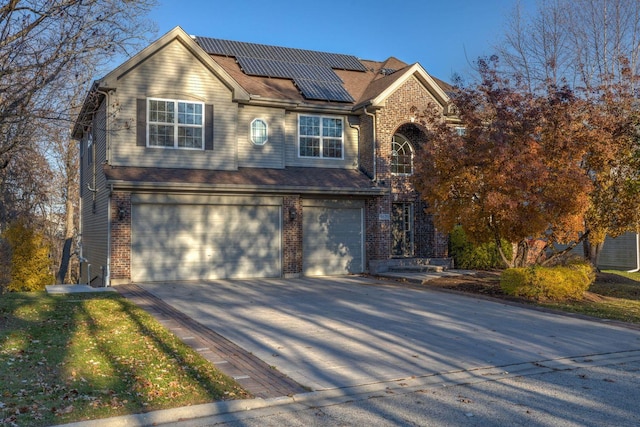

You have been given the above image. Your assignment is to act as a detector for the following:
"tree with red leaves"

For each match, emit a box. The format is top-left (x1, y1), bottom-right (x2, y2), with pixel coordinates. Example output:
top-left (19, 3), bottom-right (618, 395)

top-left (413, 58), bottom-right (593, 267)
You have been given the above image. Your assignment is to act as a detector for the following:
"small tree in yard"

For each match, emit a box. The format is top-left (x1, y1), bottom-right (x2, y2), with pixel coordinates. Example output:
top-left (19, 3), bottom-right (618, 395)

top-left (413, 58), bottom-right (592, 268)
top-left (578, 69), bottom-right (640, 264)
top-left (1, 219), bottom-right (54, 292)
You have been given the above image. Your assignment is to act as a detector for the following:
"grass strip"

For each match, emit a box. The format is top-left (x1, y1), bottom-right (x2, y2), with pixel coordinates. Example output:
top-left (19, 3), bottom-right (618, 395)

top-left (0, 292), bottom-right (250, 426)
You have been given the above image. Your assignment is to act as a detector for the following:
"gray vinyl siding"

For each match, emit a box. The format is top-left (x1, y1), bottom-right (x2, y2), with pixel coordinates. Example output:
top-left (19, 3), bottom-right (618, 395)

top-left (285, 113), bottom-right (359, 169)
top-left (104, 39), bottom-right (238, 170)
top-left (237, 105), bottom-right (285, 169)
top-left (599, 232), bottom-right (640, 270)
top-left (80, 100), bottom-right (109, 285)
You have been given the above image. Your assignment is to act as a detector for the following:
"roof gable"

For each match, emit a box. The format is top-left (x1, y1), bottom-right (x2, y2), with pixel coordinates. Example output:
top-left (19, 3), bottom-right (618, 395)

top-left (100, 26), bottom-right (249, 101)
top-left (359, 63), bottom-right (451, 109)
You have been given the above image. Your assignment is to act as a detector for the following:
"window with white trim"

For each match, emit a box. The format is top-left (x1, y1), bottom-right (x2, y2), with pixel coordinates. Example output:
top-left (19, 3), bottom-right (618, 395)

top-left (250, 118), bottom-right (268, 145)
top-left (298, 115), bottom-right (343, 159)
top-left (148, 98), bottom-right (204, 149)
top-left (391, 134), bottom-right (413, 175)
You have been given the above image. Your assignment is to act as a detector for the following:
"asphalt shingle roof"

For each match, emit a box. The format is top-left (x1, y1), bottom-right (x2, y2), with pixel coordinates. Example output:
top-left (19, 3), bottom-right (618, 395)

top-left (194, 36), bottom-right (449, 108)
top-left (104, 165), bottom-right (385, 195)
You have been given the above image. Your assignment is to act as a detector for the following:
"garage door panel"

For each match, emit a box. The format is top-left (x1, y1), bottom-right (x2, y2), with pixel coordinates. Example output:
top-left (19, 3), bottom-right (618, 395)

top-left (303, 205), bottom-right (363, 276)
top-left (132, 203), bottom-right (281, 282)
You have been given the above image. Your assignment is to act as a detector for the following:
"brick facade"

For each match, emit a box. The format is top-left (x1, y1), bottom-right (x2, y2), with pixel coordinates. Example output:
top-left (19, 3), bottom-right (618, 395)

top-left (283, 195), bottom-right (302, 277)
top-left (110, 191), bottom-right (131, 283)
top-left (362, 76), bottom-right (449, 268)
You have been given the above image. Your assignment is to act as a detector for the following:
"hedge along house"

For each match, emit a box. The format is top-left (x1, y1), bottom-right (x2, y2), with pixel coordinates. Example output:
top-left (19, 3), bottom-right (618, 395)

top-left (72, 26), bottom-right (459, 286)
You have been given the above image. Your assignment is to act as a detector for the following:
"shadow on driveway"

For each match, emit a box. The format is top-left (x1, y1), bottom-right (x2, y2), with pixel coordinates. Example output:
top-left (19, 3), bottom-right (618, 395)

top-left (137, 276), bottom-right (640, 392)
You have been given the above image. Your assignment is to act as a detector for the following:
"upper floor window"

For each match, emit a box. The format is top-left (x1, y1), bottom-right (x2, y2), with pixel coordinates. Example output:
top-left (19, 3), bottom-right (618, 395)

top-left (298, 115), bottom-right (343, 159)
top-left (251, 118), bottom-right (268, 145)
top-left (148, 98), bottom-right (204, 149)
top-left (391, 134), bottom-right (413, 175)
top-left (455, 126), bottom-right (466, 136)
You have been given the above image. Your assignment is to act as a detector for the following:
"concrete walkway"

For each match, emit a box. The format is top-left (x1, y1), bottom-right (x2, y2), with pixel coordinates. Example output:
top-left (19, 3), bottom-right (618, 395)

top-left (46, 284), bottom-right (116, 293)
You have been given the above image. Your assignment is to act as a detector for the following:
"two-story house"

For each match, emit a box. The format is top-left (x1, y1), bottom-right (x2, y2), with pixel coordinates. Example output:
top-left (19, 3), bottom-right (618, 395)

top-left (73, 26), bottom-right (459, 286)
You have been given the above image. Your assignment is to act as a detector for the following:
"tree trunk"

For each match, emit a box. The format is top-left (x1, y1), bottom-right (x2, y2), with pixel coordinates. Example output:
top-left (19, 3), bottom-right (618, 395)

top-left (495, 233), bottom-right (514, 268)
top-left (583, 236), bottom-right (604, 270)
top-left (56, 183), bottom-right (75, 283)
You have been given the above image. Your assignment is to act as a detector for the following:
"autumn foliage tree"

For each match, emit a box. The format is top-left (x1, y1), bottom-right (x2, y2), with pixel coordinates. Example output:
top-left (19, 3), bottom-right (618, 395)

top-left (0, 0), bottom-right (157, 286)
top-left (413, 58), bottom-right (593, 267)
top-left (494, 0), bottom-right (640, 264)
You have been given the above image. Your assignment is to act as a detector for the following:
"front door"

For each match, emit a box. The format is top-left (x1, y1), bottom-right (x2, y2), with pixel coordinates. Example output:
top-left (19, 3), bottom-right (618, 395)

top-left (391, 202), bottom-right (414, 257)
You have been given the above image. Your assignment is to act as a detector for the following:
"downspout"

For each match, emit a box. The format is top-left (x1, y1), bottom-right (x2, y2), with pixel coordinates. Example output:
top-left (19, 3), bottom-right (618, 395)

top-left (628, 233), bottom-right (640, 273)
top-left (77, 137), bottom-right (84, 284)
top-left (346, 116), bottom-right (360, 171)
top-left (105, 184), bottom-right (112, 286)
top-left (364, 106), bottom-right (377, 183)
top-left (95, 88), bottom-right (111, 287)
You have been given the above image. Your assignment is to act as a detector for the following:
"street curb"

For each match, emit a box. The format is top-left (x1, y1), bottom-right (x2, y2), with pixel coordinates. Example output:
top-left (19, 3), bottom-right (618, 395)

top-left (55, 349), bottom-right (640, 426)
top-left (56, 396), bottom-right (295, 427)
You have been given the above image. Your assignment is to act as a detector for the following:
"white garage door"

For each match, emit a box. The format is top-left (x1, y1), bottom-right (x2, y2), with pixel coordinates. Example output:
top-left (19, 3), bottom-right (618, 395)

top-left (131, 196), bottom-right (281, 282)
top-left (303, 200), bottom-right (364, 276)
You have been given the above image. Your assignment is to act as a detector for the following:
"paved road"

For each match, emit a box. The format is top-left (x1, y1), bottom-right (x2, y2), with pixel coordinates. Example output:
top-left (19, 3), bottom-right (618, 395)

top-left (171, 358), bottom-right (640, 426)
top-left (139, 276), bottom-right (640, 392)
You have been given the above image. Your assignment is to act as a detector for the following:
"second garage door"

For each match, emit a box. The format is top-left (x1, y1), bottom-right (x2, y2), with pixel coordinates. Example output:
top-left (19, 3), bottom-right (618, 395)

top-left (303, 199), bottom-right (364, 276)
top-left (131, 195), bottom-right (282, 282)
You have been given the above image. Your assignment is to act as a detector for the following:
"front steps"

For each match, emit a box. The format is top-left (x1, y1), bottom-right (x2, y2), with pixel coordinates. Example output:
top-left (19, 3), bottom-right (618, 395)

top-left (369, 258), bottom-right (454, 275)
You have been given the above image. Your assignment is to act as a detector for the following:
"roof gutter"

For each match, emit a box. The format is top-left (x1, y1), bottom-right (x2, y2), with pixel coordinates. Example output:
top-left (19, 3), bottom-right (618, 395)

top-left (242, 95), bottom-right (355, 114)
top-left (105, 180), bottom-right (388, 196)
top-left (363, 106), bottom-right (377, 183)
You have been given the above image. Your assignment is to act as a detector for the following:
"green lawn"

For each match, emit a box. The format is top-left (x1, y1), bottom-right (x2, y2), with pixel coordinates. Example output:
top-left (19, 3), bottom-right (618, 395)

top-left (0, 292), bottom-right (250, 427)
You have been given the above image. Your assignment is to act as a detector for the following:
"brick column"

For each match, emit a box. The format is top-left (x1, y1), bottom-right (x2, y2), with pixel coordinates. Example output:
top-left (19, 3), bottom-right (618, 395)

top-left (110, 191), bottom-right (131, 284)
top-left (283, 195), bottom-right (302, 277)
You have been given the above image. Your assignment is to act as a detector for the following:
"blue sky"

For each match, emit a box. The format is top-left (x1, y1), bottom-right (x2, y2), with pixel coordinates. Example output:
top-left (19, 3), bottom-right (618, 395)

top-left (148, 0), bottom-right (525, 81)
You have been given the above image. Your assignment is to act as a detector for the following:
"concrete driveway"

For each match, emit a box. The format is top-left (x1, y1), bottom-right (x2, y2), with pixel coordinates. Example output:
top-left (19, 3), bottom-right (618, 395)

top-left (138, 276), bottom-right (640, 392)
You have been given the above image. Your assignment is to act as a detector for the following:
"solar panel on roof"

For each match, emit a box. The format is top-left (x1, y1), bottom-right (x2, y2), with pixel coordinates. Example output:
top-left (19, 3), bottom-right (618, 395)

top-left (196, 36), bottom-right (366, 71)
top-left (295, 79), bottom-right (354, 102)
top-left (236, 56), bottom-right (343, 82)
top-left (195, 36), bottom-right (365, 102)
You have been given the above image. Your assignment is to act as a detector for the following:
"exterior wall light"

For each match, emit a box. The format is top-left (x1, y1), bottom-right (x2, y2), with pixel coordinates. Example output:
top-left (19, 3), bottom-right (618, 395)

top-left (117, 203), bottom-right (126, 221)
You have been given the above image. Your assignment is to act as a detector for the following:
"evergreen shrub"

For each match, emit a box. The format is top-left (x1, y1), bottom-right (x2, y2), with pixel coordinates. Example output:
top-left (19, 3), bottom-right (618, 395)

top-left (1, 220), bottom-right (55, 292)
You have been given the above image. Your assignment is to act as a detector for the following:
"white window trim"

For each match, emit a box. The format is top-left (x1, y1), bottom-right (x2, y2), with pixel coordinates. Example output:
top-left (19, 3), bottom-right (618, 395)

top-left (250, 118), bottom-right (268, 145)
top-left (147, 97), bottom-right (205, 150)
top-left (391, 133), bottom-right (414, 176)
top-left (297, 114), bottom-right (345, 160)
top-left (455, 126), bottom-right (467, 136)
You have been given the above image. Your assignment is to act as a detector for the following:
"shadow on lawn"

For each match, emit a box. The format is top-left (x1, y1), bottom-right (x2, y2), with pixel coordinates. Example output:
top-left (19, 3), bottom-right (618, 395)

top-left (0, 292), bottom-right (241, 427)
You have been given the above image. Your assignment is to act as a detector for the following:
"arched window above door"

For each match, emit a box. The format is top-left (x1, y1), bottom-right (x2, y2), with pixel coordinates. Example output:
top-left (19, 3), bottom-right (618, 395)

top-left (391, 134), bottom-right (413, 175)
